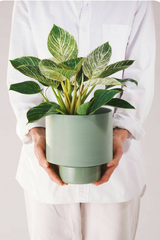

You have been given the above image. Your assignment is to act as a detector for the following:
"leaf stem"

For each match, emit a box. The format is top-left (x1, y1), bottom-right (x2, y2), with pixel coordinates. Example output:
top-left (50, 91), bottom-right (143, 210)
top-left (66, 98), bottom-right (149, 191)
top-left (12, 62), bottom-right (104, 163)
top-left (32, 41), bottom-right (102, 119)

top-left (70, 75), bottom-right (77, 114)
top-left (67, 79), bottom-right (72, 100)
top-left (51, 87), bottom-right (62, 109)
top-left (61, 81), bottom-right (71, 112)
top-left (81, 85), bottom-right (96, 104)
top-left (79, 72), bottom-right (84, 93)
top-left (51, 86), bottom-right (58, 99)
top-left (40, 91), bottom-right (49, 102)
top-left (56, 89), bottom-right (68, 113)
top-left (81, 88), bottom-right (88, 103)
top-left (45, 86), bottom-right (50, 101)
top-left (74, 92), bottom-right (81, 114)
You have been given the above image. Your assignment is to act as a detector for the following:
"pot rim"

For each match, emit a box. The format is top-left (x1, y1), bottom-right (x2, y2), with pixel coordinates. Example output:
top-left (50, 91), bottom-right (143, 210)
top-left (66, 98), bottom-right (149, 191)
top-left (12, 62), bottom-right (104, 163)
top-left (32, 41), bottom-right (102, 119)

top-left (47, 107), bottom-right (112, 118)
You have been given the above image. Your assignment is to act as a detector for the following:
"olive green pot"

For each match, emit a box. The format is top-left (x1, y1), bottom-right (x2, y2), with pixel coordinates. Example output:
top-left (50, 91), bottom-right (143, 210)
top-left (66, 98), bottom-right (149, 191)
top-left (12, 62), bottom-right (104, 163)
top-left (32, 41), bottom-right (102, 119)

top-left (46, 107), bottom-right (113, 184)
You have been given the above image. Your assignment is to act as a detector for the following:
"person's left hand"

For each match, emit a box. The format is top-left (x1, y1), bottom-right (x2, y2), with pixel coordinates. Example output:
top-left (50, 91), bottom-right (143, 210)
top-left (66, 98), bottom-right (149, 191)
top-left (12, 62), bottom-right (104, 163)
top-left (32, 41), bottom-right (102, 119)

top-left (92, 127), bottom-right (129, 186)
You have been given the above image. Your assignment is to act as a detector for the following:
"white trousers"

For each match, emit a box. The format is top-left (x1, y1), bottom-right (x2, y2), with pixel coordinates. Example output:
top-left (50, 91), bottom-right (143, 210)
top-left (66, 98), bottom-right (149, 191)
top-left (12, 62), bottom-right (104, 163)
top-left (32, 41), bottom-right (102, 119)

top-left (24, 187), bottom-right (145, 240)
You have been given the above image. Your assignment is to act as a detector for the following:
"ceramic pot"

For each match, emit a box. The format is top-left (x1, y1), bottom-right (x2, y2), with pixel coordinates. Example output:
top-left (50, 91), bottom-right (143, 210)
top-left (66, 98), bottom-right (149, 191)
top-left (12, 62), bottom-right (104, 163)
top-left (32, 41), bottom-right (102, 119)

top-left (46, 107), bottom-right (113, 184)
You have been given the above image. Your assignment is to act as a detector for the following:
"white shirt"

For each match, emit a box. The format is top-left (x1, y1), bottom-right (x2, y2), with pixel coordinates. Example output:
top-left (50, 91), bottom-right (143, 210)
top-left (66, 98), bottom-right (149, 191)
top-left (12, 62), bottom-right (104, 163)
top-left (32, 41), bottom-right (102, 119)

top-left (7, 1), bottom-right (156, 204)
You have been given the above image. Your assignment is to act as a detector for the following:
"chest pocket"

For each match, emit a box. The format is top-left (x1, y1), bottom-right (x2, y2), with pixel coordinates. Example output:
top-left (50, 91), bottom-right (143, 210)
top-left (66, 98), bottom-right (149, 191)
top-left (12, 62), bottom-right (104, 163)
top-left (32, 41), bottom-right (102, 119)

top-left (102, 24), bottom-right (131, 66)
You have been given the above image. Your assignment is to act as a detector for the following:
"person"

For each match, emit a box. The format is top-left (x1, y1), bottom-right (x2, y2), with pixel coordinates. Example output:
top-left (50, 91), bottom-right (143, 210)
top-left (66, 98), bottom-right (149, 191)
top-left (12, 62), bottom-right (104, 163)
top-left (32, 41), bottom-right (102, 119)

top-left (7, 1), bottom-right (156, 240)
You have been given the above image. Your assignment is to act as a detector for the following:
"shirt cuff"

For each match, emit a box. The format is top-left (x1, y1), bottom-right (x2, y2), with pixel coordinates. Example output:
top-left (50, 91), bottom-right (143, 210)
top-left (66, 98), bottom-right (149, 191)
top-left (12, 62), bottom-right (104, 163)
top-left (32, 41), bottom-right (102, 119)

top-left (113, 113), bottom-right (145, 140)
top-left (16, 118), bottom-right (45, 144)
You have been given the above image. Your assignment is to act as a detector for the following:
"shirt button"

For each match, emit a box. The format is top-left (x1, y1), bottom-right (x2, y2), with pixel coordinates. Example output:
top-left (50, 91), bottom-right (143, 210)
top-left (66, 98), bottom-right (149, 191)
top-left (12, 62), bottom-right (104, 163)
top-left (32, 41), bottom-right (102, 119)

top-left (82, 26), bottom-right (86, 32)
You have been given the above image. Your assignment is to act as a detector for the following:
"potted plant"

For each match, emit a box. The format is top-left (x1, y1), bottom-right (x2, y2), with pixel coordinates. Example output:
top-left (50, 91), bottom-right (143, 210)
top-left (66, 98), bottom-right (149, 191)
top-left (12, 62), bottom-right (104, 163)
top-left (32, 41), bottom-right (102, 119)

top-left (9, 24), bottom-right (137, 184)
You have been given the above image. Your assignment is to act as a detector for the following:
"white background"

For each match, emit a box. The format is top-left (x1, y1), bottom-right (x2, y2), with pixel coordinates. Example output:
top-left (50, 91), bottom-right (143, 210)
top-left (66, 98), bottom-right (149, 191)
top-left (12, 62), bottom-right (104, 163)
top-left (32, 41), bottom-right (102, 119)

top-left (0, 1), bottom-right (160, 239)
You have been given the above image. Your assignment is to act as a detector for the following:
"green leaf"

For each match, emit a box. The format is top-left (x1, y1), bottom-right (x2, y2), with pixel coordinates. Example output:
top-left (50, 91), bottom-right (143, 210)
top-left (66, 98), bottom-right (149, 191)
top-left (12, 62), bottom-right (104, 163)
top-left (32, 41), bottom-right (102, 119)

top-left (59, 57), bottom-right (85, 72)
top-left (115, 78), bottom-right (138, 86)
top-left (94, 88), bottom-right (123, 98)
top-left (39, 59), bottom-right (76, 82)
top-left (10, 56), bottom-right (59, 88)
top-left (99, 60), bottom-right (134, 78)
top-left (94, 89), bottom-right (106, 98)
top-left (88, 90), bottom-right (120, 115)
top-left (83, 42), bottom-right (112, 79)
top-left (27, 102), bottom-right (60, 123)
top-left (47, 24), bottom-right (78, 63)
top-left (105, 85), bottom-right (116, 89)
top-left (77, 102), bottom-right (92, 115)
top-left (9, 81), bottom-right (42, 94)
top-left (83, 77), bottom-right (124, 88)
top-left (105, 98), bottom-right (135, 109)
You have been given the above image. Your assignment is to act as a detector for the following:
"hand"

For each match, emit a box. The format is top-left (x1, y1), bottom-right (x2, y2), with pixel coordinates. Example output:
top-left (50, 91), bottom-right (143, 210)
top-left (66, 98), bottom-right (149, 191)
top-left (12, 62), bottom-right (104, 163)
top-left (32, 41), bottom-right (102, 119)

top-left (92, 127), bottom-right (129, 186)
top-left (29, 127), bottom-right (68, 186)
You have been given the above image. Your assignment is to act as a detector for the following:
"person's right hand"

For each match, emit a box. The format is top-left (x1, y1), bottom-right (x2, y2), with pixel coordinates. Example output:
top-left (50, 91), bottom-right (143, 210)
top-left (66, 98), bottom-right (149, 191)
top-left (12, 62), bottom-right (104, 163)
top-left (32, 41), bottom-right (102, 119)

top-left (29, 127), bottom-right (68, 186)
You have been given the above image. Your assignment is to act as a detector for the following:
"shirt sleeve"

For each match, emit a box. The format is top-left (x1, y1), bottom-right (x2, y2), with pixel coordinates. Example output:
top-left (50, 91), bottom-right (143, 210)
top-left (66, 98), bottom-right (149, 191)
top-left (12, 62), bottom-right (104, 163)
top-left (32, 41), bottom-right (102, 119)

top-left (113, 1), bottom-right (156, 140)
top-left (7, 1), bottom-right (45, 143)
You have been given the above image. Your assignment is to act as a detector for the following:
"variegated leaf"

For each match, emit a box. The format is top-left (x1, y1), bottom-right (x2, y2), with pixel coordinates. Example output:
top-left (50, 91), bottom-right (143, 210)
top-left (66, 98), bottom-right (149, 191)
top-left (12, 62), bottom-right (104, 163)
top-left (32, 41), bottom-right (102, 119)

top-left (47, 24), bottom-right (78, 63)
top-left (10, 56), bottom-right (40, 67)
top-left (59, 57), bottom-right (85, 72)
top-left (27, 102), bottom-right (61, 123)
top-left (82, 42), bottom-right (112, 79)
top-left (39, 59), bottom-right (76, 82)
top-left (99, 60), bottom-right (134, 78)
top-left (39, 58), bottom-right (59, 68)
top-left (83, 77), bottom-right (124, 88)
top-left (10, 56), bottom-right (60, 88)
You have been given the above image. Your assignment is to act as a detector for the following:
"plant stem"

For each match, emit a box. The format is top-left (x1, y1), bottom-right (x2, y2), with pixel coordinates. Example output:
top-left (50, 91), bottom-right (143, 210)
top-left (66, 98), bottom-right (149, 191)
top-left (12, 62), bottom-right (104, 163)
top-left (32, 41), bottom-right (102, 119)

top-left (40, 91), bottom-right (49, 102)
top-left (79, 72), bottom-right (84, 93)
top-left (45, 86), bottom-right (50, 101)
top-left (81, 88), bottom-right (88, 103)
top-left (67, 79), bottom-right (72, 100)
top-left (65, 80), bottom-right (68, 92)
top-left (74, 92), bottom-right (81, 114)
top-left (81, 85), bottom-right (96, 103)
top-left (61, 81), bottom-right (71, 112)
top-left (56, 108), bottom-right (66, 115)
top-left (51, 86), bottom-right (59, 100)
top-left (51, 87), bottom-right (63, 110)
top-left (56, 88), bottom-right (68, 113)
top-left (70, 75), bottom-right (77, 114)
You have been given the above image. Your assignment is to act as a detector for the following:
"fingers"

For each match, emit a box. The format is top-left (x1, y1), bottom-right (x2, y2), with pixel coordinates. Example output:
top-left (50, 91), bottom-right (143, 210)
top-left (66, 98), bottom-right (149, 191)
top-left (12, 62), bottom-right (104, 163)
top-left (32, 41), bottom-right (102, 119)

top-left (92, 129), bottom-right (127, 187)
top-left (44, 164), bottom-right (68, 186)
top-left (107, 146), bottom-right (123, 168)
top-left (92, 165), bottom-right (116, 186)
top-left (34, 141), bottom-right (48, 167)
top-left (34, 142), bottom-right (68, 186)
top-left (92, 146), bottom-right (123, 186)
